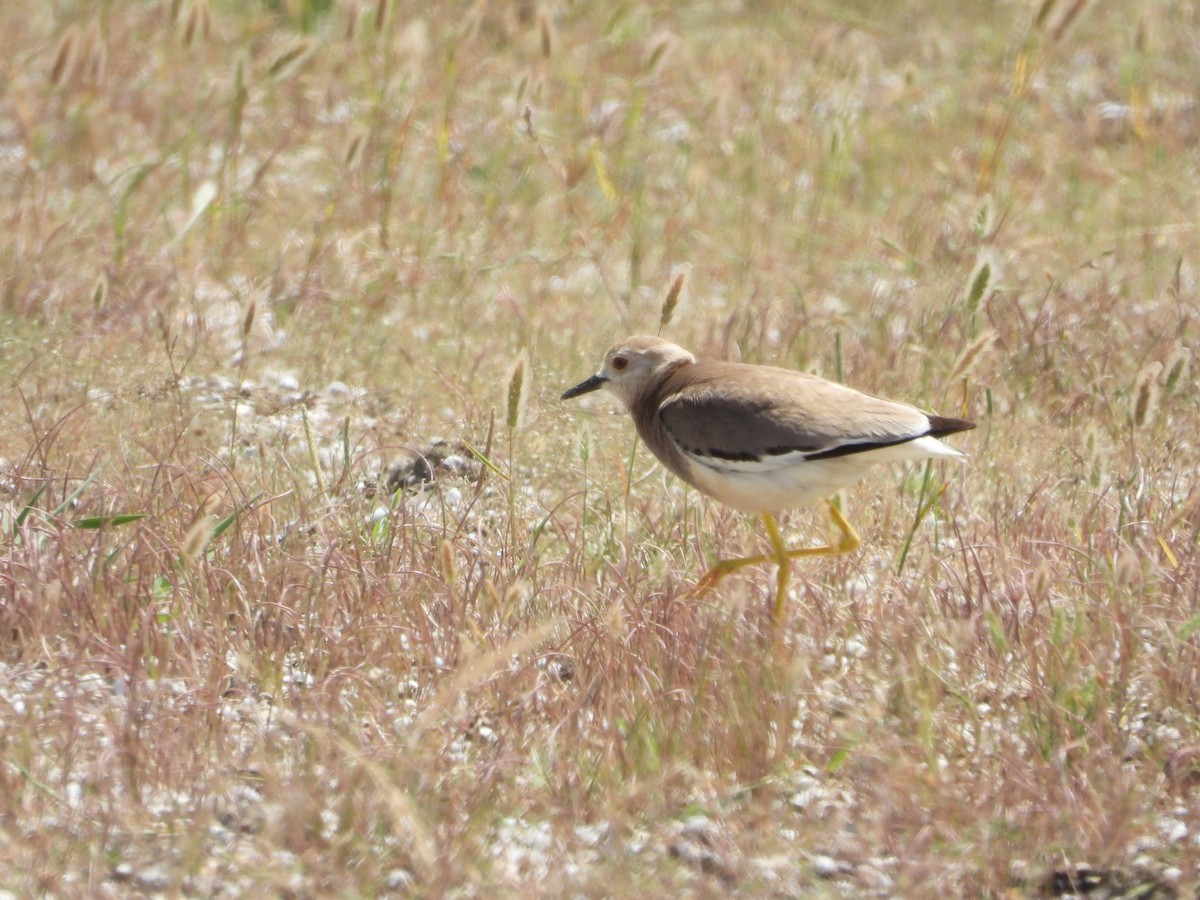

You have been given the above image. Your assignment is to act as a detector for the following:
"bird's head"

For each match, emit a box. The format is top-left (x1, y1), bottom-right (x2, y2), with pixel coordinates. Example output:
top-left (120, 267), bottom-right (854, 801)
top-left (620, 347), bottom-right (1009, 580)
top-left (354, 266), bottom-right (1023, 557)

top-left (561, 336), bottom-right (696, 409)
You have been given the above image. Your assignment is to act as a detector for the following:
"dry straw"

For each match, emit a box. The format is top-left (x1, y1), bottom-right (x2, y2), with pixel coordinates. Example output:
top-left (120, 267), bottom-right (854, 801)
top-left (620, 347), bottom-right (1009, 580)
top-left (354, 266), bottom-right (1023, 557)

top-left (409, 616), bottom-right (566, 740)
top-left (303, 407), bottom-right (327, 496)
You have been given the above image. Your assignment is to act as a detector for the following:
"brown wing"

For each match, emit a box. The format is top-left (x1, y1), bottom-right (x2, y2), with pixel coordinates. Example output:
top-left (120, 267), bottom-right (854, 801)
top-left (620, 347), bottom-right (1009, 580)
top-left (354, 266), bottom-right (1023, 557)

top-left (656, 362), bottom-right (937, 465)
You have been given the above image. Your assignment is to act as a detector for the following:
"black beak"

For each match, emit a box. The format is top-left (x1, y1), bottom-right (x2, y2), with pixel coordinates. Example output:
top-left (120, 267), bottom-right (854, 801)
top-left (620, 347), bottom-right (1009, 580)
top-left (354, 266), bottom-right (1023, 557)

top-left (561, 374), bottom-right (607, 400)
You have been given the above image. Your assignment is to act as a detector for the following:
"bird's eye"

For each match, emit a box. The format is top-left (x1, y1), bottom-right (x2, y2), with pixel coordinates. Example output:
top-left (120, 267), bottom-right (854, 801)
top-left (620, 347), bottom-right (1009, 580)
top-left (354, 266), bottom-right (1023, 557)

top-left (611, 356), bottom-right (629, 371)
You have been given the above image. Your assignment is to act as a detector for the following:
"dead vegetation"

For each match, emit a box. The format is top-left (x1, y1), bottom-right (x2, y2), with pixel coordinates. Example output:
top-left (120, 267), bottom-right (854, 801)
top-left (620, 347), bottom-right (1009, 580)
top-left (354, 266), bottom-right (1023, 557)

top-left (1, 0), bottom-right (1198, 895)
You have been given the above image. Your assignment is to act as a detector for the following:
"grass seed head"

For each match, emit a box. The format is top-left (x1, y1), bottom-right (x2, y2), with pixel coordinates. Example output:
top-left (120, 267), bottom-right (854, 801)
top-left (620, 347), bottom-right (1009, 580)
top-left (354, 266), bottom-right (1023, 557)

top-left (1051, 0), bottom-right (1091, 43)
top-left (374, 0), bottom-right (391, 33)
top-left (538, 9), bottom-right (554, 58)
top-left (91, 272), bottom-right (108, 311)
top-left (1033, 0), bottom-right (1058, 30)
top-left (241, 301), bottom-right (256, 340)
top-left (1082, 422), bottom-right (1105, 486)
top-left (1135, 12), bottom-right (1151, 53)
top-left (1132, 361), bottom-right (1163, 429)
top-left (658, 264), bottom-right (690, 330)
top-left (1169, 257), bottom-right (1186, 302)
top-left (180, 515), bottom-right (215, 567)
top-left (604, 600), bottom-right (626, 639)
top-left (644, 31), bottom-right (676, 74)
top-left (50, 25), bottom-right (81, 88)
top-left (506, 353), bottom-right (528, 431)
top-left (267, 38), bottom-right (314, 79)
top-left (81, 20), bottom-right (105, 83)
top-left (183, 0), bottom-right (211, 47)
top-left (342, 127), bottom-right (367, 170)
top-left (1162, 342), bottom-right (1191, 395)
top-left (1115, 548), bottom-right (1142, 588)
top-left (950, 329), bottom-right (997, 382)
top-left (1032, 561), bottom-right (1053, 602)
top-left (972, 194), bottom-right (995, 240)
top-left (1083, 422), bottom-right (1099, 461)
top-left (439, 539), bottom-right (456, 585)
top-left (963, 254), bottom-right (997, 321)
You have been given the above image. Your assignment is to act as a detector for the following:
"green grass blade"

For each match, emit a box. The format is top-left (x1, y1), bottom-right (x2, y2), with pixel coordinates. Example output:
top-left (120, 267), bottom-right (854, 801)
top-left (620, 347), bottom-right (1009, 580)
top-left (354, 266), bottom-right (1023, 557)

top-left (73, 513), bottom-right (148, 529)
top-left (52, 467), bottom-right (103, 518)
top-left (460, 437), bottom-right (508, 480)
top-left (211, 492), bottom-right (265, 542)
top-left (14, 484), bottom-right (47, 531)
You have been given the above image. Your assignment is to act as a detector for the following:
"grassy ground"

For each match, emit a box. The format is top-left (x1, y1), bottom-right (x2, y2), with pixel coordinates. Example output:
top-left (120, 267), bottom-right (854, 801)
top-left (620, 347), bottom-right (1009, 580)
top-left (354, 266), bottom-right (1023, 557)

top-left (1, 0), bottom-right (1198, 895)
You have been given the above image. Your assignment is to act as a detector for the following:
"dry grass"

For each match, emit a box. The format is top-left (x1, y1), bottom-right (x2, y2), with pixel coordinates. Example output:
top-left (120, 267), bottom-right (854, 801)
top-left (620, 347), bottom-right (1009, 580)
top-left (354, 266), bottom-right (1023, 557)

top-left (1, 0), bottom-right (1198, 895)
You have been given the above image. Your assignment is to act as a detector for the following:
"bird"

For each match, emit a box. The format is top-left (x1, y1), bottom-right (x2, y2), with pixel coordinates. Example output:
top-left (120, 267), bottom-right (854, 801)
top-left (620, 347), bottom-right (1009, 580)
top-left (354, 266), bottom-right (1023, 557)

top-left (561, 335), bottom-right (975, 620)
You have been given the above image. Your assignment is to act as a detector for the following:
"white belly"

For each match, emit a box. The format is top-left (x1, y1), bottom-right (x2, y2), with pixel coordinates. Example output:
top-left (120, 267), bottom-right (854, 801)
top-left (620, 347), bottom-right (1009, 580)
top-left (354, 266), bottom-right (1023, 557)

top-left (681, 457), bottom-right (863, 512)
top-left (678, 436), bottom-right (963, 514)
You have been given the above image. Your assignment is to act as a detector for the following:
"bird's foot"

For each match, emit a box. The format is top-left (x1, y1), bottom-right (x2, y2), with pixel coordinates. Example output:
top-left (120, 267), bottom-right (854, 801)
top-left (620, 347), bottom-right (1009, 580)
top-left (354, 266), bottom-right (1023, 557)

top-left (691, 554), bottom-right (769, 596)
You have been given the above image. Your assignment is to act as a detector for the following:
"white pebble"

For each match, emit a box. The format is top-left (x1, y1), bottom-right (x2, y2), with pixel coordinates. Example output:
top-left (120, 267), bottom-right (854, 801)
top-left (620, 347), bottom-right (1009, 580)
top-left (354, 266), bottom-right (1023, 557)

top-left (813, 855), bottom-right (840, 878)
top-left (844, 637), bottom-right (867, 658)
top-left (441, 454), bottom-right (466, 473)
top-left (135, 866), bottom-right (171, 892)
top-left (386, 869), bottom-right (415, 891)
top-left (1161, 817), bottom-right (1188, 842)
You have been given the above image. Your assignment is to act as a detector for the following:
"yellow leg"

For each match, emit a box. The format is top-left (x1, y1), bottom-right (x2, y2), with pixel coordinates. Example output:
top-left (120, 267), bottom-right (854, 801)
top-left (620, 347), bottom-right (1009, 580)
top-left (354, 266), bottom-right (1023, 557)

top-left (763, 512), bottom-right (790, 623)
top-left (692, 501), bottom-right (862, 612)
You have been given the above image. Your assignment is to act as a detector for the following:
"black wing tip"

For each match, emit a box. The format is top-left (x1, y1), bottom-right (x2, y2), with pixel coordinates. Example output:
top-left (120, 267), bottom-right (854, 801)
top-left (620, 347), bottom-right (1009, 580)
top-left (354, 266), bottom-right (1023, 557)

top-left (804, 435), bottom-right (917, 461)
top-left (926, 415), bottom-right (977, 437)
